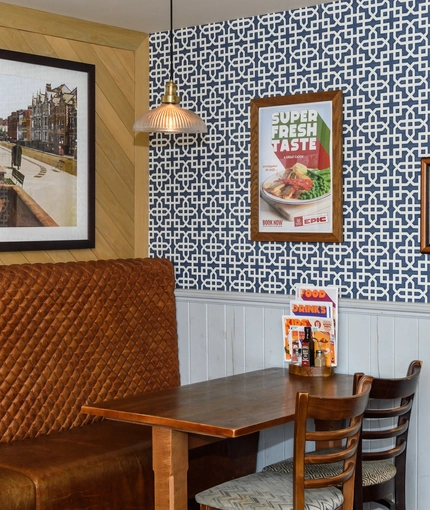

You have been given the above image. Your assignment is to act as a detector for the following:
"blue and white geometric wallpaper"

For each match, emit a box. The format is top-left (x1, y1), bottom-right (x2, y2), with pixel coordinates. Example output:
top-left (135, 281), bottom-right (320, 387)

top-left (148, 0), bottom-right (430, 302)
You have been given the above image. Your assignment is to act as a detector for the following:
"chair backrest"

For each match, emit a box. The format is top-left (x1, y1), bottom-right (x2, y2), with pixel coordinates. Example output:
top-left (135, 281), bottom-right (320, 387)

top-left (355, 360), bottom-right (422, 463)
top-left (293, 375), bottom-right (373, 510)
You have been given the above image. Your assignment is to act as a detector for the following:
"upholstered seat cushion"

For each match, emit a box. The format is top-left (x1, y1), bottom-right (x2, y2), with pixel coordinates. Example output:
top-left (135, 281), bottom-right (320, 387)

top-left (195, 470), bottom-right (344, 510)
top-left (361, 460), bottom-right (397, 486)
top-left (263, 449), bottom-right (397, 487)
top-left (0, 467), bottom-right (35, 510)
top-left (0, 420), bottom-right (154, 510)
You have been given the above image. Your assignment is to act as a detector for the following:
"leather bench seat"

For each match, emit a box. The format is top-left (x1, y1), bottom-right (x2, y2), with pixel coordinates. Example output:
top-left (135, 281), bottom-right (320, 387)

top-left (0, 259), bottom-right (259, 509)
top-left (0, 467), bottom-right (35, 510)
top-left (0, 421), bottom-right (260, 510)
top-left (0, 421), bottom-right (154, 510)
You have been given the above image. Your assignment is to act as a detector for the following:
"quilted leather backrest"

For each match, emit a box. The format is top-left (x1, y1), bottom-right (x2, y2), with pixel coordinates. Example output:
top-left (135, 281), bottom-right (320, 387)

top-left (0, 258), bottom-right (180, 443)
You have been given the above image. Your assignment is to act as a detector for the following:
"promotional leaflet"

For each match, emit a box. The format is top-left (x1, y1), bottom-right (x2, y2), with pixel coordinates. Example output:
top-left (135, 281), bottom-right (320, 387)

top-left (289, 300), bottom-right (332, 319)
top-left (294, 284), bottom-right (339, 366)
top-left (282, 316), bottom-right (308, 362)
top-left (283, 284), bottom-right (339, 366)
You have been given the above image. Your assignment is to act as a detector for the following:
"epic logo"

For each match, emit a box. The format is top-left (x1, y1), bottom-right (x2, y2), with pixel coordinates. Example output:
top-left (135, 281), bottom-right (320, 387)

top-left (294, 213), bottom-right (328, 227)
top-left (304, 215), bottom-right (328, 224)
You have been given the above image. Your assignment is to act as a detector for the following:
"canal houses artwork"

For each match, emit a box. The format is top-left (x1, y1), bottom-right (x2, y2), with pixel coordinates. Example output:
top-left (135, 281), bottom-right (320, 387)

top-left (0, 49), bottom-right (95, 251)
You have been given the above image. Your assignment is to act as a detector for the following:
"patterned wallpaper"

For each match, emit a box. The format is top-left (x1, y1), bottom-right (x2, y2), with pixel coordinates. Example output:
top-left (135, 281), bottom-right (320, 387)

top-left (148, 0), bottom-right (430, 302)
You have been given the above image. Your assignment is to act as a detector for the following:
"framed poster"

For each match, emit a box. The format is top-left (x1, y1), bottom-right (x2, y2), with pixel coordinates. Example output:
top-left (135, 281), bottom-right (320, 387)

top-left (0, 48), bottom-right (95, 251)
top-left (250, 90), bottom-right (343, 242)
top-left (420, 157), bottom-right (430, 253)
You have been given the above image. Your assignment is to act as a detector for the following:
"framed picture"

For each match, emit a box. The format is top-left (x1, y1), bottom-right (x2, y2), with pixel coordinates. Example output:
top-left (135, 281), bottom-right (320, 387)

top-left (250, 90), bottom-right (343, 242)
top-left (420, 157), bottom-right (430, 253)
top-left (0, 48), bottom-right (95, 251)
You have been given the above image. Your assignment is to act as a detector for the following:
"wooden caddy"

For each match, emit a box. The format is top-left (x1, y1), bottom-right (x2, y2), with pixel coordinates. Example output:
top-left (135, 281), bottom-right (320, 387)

top-left (288, 364), bottom-right (334, 377)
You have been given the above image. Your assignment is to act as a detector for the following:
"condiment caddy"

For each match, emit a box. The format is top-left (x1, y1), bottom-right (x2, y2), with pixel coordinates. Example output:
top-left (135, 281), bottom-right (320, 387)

top-left (288, 326), bottom-right (334, 377)
top-left (283, 285), bottom-right (339, 377)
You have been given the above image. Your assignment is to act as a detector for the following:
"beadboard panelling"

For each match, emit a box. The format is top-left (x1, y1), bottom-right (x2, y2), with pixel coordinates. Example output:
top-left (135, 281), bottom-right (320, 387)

top-left (0, 2), bottom-right (148, 263)
top-left (176, 289), bottom-right (429, 510)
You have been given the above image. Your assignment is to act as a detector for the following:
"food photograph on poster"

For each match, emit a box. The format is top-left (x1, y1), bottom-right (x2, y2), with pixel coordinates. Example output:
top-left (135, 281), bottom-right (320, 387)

top-left (250, 90), bottom-right (343, 243)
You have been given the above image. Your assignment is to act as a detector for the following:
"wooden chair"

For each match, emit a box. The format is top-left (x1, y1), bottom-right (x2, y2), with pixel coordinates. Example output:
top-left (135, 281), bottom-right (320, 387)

top-left (195, 375), bottom-right (373, 510)
top-left (356, 359), bottom-right (422, 510)
top-left (263, 360), bottom-right (422, 510)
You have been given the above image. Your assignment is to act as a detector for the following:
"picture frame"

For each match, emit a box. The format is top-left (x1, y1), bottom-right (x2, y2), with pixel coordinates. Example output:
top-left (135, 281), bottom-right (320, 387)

top-left (420, 157), bottom-right (430, 253)
top-left (0, 48), bottom-right (95, 251)
top-left (250, 90), bottom-right (343, 242)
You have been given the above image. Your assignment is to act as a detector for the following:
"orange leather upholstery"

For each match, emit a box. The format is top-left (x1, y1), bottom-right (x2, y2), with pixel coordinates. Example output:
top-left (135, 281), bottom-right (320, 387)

top-left (0, 257), bottom-right (180, 443)
top-left (0, 258), bottom-right (178, 509)
top-left (0, 258), bottom-right (258, 510)
top-left (0, 467), bottom-right (35, 510)
top-left (0, 421), bottom-right (155, 509)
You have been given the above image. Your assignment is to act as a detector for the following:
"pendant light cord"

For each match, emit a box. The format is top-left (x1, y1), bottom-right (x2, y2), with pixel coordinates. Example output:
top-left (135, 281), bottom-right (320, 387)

top-left (169, 0), bottom-right (174, 82)
top-left (132, 0), bottom-right (207, 133)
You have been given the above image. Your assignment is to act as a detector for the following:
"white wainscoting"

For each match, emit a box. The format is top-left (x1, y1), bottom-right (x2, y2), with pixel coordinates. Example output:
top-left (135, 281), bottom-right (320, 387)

top-left (175, 289), bottom-right (430, 510)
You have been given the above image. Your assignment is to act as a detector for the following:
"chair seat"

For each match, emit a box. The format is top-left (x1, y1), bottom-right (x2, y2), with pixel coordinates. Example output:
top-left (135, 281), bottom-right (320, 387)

top-left (195, 470), bottom-right (344, 510)
top-left (263, 449), bottom-right (397, 487)
top-left (196, 377), bottom-right (374, 510)
top-left (362, 460), bottom-right (397, 486)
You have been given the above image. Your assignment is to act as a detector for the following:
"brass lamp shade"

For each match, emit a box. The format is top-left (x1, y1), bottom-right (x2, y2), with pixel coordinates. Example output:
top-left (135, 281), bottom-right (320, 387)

top-left (133, 81), bottom-right (207, 133)
top-left (133, 103), bottom-right (207, 133)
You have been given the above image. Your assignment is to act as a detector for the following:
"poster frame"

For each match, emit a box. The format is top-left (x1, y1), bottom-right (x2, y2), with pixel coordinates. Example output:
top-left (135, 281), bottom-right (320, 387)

top-left (250, 90), bottom-right (343, 242)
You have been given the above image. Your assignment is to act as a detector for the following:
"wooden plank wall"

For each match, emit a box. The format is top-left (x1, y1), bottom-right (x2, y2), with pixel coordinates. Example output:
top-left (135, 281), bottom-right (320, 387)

top-left (0, 2), bottom-right (149, 264)
top-left (176, 289), bottom-right (429, 510)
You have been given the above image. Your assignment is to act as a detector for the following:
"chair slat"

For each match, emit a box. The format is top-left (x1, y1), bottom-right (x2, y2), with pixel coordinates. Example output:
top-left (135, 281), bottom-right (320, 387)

top-left (196, 376), bottom-right (374, 510)
top-left (262, 360), bottom-right (422, 510)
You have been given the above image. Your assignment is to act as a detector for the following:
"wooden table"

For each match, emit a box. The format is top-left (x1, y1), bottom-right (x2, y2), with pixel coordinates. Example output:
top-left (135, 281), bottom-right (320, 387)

top-left (82, 367), bottom-right (354, 510)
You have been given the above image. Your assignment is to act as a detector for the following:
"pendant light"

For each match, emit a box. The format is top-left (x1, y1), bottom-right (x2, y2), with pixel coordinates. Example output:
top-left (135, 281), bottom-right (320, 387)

top-left (133, 0), bottom-right (207, 134)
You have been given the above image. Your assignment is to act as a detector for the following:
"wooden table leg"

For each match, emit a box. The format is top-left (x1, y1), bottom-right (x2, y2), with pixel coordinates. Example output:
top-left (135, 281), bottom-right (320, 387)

top-left (152, 426), bottom-right (189, 510)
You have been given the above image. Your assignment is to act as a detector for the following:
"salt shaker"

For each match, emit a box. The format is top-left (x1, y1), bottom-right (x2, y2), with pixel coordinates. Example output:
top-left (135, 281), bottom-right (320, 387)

top-left (315, 350), bottom-right (325, 367)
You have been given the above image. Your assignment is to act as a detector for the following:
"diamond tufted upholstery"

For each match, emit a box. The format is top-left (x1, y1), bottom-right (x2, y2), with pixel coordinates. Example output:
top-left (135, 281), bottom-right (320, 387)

top-left (0, 258), bottom-right (180, 443)
top-left (0, 258), bottom-right (259, 510)
top-left (0, 258), bottom-right (180, 509)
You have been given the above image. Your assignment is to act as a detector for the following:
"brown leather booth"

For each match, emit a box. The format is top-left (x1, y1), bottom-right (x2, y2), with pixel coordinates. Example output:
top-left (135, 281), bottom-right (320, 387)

top-left (0, 258), bottom-right (257, 510)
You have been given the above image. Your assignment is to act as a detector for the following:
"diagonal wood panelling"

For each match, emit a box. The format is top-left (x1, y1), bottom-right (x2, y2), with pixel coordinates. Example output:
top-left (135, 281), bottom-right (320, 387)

top-left (0, 2), bottom-right (148, 264)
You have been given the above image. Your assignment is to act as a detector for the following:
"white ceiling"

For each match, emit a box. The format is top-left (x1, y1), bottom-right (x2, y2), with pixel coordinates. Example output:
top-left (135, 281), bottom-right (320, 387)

top-left (0, 0), bottom-right (336, 33)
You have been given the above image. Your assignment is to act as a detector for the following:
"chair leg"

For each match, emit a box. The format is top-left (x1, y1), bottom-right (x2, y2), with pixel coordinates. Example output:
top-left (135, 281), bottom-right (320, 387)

top-left (394, 452), bottom-right (407, 510)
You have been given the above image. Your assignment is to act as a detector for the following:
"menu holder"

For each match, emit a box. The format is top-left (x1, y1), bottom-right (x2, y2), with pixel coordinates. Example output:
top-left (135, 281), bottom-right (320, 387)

top-left (289, 364), bottom-right (334, 377)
